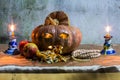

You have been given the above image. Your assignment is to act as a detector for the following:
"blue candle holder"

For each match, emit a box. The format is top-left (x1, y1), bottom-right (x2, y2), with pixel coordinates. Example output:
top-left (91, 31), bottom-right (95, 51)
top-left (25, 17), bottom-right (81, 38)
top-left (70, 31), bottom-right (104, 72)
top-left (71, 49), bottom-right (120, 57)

top-left (101, 35), bottom-right (116, 55)
top-left (5, 37), bottom-right (18, 55)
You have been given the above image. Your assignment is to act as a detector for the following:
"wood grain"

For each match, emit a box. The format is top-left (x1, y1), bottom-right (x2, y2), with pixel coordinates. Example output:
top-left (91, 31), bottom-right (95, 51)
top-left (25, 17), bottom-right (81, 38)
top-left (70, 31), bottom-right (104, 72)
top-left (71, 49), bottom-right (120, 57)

top-left (0, 44), bottom-right (120, 73)
top-left (0, 73), bottom-right (120, 80)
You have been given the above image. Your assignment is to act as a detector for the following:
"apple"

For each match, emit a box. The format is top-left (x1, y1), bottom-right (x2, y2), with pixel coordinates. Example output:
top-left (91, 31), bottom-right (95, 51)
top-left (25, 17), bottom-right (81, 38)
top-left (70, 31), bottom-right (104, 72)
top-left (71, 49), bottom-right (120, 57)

top-left (19, 40), bottom-right (29, 53)
top-left (23, 43), bottom-right (39, 58)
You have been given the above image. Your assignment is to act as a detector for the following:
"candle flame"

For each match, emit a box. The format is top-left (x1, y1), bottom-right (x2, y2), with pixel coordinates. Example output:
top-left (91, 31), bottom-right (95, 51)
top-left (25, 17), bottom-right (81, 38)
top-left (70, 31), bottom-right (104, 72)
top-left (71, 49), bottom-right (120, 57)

top-left (10, 24), bottom-right (15, 32)
top-left (106, 26), bottom-right (111, 33)
top-left (8, 22), bottom-right (16, 37)
top-left (105, 26), bottom-right (111, 38)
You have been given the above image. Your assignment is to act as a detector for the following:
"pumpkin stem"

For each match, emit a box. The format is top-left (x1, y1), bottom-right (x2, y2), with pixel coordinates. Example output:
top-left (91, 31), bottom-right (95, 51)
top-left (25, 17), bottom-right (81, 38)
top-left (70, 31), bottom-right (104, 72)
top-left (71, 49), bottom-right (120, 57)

top-left (48, 17), bottom-right (59, 25)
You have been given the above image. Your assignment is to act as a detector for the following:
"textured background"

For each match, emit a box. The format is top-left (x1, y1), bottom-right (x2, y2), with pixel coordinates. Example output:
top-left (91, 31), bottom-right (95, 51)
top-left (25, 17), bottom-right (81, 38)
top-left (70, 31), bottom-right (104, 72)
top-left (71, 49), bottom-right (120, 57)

top-left (0, 0), bottom-right (120, 44)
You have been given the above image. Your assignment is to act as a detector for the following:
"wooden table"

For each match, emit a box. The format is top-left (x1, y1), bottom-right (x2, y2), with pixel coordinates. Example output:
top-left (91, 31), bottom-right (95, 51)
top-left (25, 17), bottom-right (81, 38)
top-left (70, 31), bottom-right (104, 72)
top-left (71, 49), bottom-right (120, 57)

top-left (0, 44), bottom-right (120, 73)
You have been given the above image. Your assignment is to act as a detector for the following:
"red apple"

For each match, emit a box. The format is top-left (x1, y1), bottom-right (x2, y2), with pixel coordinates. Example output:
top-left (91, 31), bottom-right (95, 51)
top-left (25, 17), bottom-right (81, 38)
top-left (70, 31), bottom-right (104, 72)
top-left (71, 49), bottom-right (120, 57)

top-left (23, 43), bottom-right (39, 58)
top-left (19, 40), bottom-right (29, 53)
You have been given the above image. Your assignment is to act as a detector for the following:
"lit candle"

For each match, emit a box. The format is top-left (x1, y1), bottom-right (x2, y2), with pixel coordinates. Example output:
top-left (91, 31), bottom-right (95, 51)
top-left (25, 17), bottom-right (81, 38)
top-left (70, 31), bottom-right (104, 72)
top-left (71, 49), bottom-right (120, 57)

top-left (8, 23), bottom-right (16, 38)
top-left (105, 26), bottom-right (111, 38)
top-left (101, 25), bottom-right (116, 55)
top-left (5, 22), bottom-right (18, 55)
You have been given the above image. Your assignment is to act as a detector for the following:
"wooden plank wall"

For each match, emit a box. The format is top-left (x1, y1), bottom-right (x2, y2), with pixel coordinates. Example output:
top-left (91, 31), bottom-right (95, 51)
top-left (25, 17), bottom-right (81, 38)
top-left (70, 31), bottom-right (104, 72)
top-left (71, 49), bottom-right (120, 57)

top-left (0, 73), bottom-right (119, 80)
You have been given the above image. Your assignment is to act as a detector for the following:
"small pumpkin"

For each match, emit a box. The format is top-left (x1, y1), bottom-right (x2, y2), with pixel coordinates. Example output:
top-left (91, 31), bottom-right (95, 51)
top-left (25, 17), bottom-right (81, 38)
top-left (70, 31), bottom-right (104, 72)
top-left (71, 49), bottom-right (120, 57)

top-left (44, 11), bottom-right (70, 26)
top-left (31, 25), bottom-right (82, 54)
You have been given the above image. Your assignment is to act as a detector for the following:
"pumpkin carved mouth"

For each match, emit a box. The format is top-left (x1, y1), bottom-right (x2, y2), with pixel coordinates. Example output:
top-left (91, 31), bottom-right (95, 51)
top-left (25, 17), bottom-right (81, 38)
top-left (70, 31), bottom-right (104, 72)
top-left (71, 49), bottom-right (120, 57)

top-left (48, 45), bottom-right (53, 49)
top-left (48, 45), bottom-right (63, 54)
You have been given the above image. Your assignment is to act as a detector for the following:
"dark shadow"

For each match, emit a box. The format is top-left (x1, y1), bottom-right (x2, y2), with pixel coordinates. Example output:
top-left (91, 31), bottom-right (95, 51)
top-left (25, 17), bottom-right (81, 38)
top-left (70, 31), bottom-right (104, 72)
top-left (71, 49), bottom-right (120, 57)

top-left (0, 36), bottom-right (9, 43)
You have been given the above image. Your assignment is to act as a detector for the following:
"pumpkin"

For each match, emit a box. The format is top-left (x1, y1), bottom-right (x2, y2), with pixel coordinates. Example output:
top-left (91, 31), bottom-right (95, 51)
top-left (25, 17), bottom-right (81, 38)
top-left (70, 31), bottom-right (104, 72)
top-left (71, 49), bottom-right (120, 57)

top-left (31, 11), bottom-right (82, 54)
top-left (31, 25), bottom-right (82, 54)
top-left (44, 11), bottom-right (70, 26)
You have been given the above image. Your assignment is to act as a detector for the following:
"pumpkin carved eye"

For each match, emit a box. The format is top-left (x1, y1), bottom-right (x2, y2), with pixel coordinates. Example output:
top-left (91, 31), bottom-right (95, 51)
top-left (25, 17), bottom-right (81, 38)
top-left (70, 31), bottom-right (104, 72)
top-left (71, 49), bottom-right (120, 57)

top-left (42, 33), bottom-right (53, 39)
top-left (59, 33), bottom-right (69, 39)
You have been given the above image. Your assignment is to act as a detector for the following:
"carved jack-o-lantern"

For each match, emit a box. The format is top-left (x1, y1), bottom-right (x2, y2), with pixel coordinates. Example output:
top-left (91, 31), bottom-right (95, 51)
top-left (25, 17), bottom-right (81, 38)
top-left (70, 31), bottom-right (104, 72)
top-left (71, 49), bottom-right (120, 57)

top-left (31, 25), bottom-right (82, 54)
top-left (31, 11), bottom-right (82, 54)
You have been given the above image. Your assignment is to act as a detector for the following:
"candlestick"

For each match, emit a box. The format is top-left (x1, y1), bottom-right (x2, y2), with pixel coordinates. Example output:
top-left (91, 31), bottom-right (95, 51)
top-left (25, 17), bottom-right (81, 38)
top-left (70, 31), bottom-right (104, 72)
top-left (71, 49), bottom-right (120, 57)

top-left (5, 23), bottom-right (19, 55)
top-left (101, 26), bottom-right (116, 55)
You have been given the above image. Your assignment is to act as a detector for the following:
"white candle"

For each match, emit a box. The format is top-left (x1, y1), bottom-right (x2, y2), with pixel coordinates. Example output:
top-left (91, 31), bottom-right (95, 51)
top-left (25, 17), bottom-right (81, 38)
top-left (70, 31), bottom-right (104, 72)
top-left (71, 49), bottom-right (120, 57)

top-left (105, 26), bottom-right (111, 38)
top-left (8, 23), bottom-right (16, 38)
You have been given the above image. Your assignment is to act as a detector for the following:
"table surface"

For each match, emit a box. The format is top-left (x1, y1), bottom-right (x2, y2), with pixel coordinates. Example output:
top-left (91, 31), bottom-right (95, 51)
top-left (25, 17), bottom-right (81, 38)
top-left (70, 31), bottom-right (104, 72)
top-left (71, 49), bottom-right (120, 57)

top-left (0, 44), bottom-right (120, 73)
